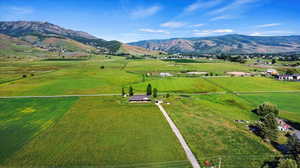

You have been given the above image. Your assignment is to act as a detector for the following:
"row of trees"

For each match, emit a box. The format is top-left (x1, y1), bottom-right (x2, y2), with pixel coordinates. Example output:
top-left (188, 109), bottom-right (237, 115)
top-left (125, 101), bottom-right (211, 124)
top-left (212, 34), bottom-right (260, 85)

top-left (121, 84), bottom-right (158, 98)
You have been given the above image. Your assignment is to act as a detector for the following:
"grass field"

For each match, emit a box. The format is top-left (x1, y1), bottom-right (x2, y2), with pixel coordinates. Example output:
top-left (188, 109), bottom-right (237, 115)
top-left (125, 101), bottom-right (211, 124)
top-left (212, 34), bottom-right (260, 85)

top-left (0, 97), bottom-right (78, 164)
top-left (131, 77), bottom-right (224, 93)
top-left (163, 94), bottom-right (278, 167)
top-left (207, 77), bottom-right (300, 92)
top-left (0, 96), bottom-right (190, 167)
top-left (240, 93), bottom-right (300, 122)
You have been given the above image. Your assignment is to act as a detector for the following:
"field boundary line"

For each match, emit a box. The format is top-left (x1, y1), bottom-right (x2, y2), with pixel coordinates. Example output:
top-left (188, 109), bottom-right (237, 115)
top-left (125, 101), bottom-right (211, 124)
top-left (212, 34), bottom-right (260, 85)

top-left (156, 102), bottom-right (201, 168)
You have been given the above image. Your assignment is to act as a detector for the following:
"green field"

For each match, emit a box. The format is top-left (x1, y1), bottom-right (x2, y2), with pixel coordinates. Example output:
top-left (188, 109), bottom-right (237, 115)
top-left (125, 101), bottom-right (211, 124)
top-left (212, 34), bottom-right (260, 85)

top-left (1, 55), bottom-right (300, 167)
top-left (207, 77), bottom-right (300, 92)
top-left (241, 93), bottom-right (300, 122)
top-left (164, 94), bottom-right (278, 167)
top-left (0, 96), bottom-right (190, 167)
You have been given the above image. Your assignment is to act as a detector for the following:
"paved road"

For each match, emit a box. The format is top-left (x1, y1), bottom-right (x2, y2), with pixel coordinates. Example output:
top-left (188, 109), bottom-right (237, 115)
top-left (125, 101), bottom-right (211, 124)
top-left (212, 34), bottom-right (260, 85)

top-left (156, 103), bottom-right (201, 168)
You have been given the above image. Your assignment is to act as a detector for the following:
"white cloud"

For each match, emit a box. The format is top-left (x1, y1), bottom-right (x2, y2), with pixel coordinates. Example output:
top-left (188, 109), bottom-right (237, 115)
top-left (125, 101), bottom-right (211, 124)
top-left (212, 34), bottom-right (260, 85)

top-left (191, 24), bottom-right (205, 27)
top-left (139, 28), bottom-right (170, 34)
top-left (256, 23), bottom-right (281, 28)
top-left (210, 15), bottom-right (233, 21)
top-left (208, 0), bottom-right (257, 15)
top-left (130, 5), bottom-right (161, 19)
top-left (193, 29), bottom-right (234, 36)
top-left (160, 21), bottom-right (186, 28)
top-left (184, 0), bottom-right (224, 13)
top-left (250, 30), bottom-right (293, 36)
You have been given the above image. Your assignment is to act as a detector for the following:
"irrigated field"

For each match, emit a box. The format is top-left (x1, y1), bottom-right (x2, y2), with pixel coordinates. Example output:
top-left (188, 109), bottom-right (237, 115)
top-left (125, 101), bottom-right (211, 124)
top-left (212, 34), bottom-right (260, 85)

top-left (163, 94), bottom-right (278, 167)
top-left (241, 93), bottom-right (300, 122)
top-left (206, 77), bottom-right (300, 92)
top-left (0, 96), bottom-right (190, 167)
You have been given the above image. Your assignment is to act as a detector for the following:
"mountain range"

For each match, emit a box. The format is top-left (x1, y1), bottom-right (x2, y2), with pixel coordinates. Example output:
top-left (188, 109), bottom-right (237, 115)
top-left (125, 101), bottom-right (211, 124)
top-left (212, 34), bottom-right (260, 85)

top-left (0, 21), bottom-right (159, 59)
top-left (129, 34), bottom-right (300, 54)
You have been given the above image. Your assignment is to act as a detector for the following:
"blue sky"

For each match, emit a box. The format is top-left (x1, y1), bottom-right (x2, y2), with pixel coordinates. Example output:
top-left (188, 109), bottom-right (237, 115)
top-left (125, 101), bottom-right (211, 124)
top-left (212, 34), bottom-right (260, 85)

top-left (0, 0), bottom-right (299, 42)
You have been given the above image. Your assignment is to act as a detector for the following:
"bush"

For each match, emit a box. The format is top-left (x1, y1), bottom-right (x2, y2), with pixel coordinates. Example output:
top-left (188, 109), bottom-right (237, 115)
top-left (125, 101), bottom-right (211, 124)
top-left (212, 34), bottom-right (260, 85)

top-left (256, 102), bottom-right (279, 116)
top-left (100, 66), bottom-right (105, 69)
top-left (278, 158), bottom-right (297, 168)
top-left (22, 74), bottom-right (27, 78)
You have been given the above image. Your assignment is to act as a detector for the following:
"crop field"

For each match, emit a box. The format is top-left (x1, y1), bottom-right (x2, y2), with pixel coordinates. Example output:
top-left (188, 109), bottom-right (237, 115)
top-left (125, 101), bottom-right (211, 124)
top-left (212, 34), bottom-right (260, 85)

top-left (1, 55), bottom-right (300, 168)
top-left (125, 59), bottom-right (260, 74)
top-left (207, 77), bottom-right (300, 92)
top-left (0, 96), bottom-right (190, 167)
top-left (241, 93), bottom-right (300, 122)
top-left (163, 94), bottom-right (277, 167)
top-left (131, 77), bottom-right (224, 93)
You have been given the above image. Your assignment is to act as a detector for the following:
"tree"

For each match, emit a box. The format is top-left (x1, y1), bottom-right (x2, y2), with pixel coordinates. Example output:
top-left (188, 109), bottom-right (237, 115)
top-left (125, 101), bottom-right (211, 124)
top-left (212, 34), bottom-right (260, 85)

top-left (121, 87), bottom-right (125, 96)
top-left (129, 86), bottom-right (134, 96)
top-left (257, 113), bottom-right (279, 142)
top-left (146, 84), bottom-right (152, 96)
top-left (153, 88), bottom-right (158, 98)
top-left (286, 68), bottom-right (298, 75)
top-left (100, 66), bottom-right (105, 69)
top-left (257, 102), bottom-right (279, 117)
top-left (278, 158), bottom-right (298, 168)
top-left (288, 135), bottom-right (300, 165)
top-left (272, 59), bottom-right (277, 64)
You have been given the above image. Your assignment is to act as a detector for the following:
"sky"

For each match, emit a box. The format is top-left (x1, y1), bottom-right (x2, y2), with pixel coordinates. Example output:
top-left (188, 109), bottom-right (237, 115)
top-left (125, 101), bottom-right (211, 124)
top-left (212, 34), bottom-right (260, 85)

top-left (0, 0), bottom-right (299, 42)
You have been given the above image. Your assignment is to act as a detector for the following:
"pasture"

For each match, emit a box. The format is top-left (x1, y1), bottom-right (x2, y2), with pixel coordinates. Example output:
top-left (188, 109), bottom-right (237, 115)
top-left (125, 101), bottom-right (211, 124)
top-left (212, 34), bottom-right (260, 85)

top-left (163, 94), bottom-right (277, 167)
top-left (241, 93), bottom-right (300, 122)
top-left (207, 77), bottom-right (300, 92)
top-left (0, 96), bottom-right (190, 167)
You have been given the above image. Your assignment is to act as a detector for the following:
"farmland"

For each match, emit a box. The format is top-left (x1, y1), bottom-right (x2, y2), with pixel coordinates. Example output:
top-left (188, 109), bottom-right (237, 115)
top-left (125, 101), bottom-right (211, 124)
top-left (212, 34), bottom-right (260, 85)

top-left (0, 96), bottom-right (190, 167)
top-left (163, 94), bottom-right (277, 167)
top-left (1, 55), bottom-right (300, 167)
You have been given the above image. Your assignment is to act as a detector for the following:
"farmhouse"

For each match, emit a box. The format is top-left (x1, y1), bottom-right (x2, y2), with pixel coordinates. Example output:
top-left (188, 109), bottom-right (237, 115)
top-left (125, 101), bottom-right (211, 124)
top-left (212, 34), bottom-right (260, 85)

top-left (266, 69), bottom-right (278, 75)
top-left (276, 118), bottom-right (291, 131)
top-left (129, 95), bottom-right (151, 103)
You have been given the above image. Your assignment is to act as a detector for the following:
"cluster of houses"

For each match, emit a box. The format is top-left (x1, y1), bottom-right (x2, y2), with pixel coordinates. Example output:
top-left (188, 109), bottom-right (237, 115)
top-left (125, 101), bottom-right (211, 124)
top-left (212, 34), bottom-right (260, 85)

top-left (276, 74), bottom-right (300, 81)
top-left (265, 69), bottom-right (300, 81)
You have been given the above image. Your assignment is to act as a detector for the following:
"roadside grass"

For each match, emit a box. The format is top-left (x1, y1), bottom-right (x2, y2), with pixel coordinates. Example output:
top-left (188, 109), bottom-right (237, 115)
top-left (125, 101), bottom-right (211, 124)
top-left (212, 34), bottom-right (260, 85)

top-left (240, 93), bottom-right (300, 122)
top-left (130, 77), bottom-right (224, 93)
top-left (207, 77), bottom-right (300, 92)
top-left (163, 94), bottom-right (277, 167)
top-left (0, 97), bottom-right (78, 164)
top-left (2, 96), bottom-right (190, 167)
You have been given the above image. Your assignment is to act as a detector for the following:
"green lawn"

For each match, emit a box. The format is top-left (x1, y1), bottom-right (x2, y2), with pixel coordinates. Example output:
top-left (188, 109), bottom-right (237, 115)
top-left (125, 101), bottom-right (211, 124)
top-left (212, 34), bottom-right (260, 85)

top-left (163, 94), bottom-right (277, 167)
top-left (1, 97), bottom-right (190, 167)
top-left (240, 93), bottom-right (300, 122)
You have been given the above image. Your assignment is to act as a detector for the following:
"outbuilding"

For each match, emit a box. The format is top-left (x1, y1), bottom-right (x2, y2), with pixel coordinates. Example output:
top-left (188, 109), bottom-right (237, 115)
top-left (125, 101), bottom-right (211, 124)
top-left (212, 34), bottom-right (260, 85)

top-left (129, 95), bottom-right (151, 103)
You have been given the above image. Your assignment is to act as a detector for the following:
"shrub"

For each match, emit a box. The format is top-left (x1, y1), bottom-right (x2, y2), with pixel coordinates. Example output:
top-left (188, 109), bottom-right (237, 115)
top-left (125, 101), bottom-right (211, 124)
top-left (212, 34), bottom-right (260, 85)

top-left (22, 74), bottom-right (27, 78)
top-left (256, 102), bottom-right (279, 116)
top-left (278, 158), bottom-right (297, 168)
